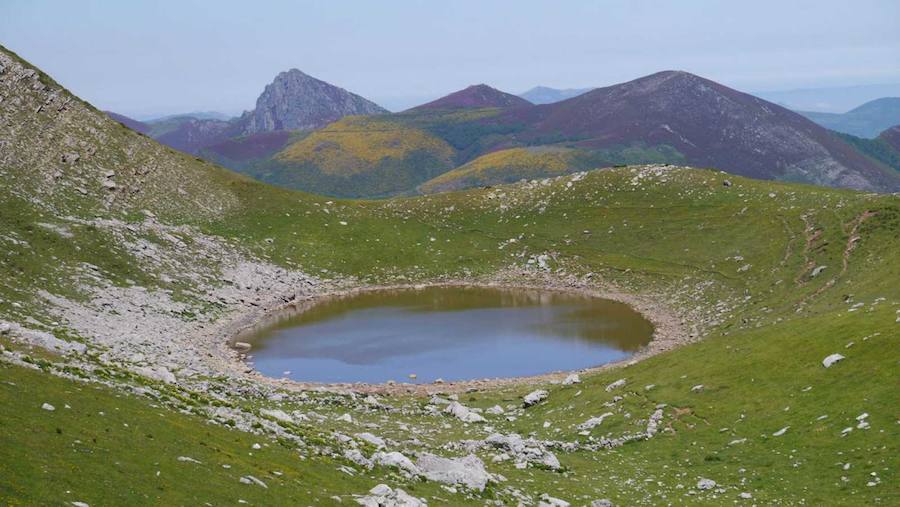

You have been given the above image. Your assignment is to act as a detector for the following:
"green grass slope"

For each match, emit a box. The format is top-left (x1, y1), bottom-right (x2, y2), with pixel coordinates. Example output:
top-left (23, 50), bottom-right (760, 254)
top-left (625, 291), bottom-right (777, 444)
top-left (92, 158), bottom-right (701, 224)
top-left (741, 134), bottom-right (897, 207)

top-left (418, 144), bottom-right (686, 193)
top-left (1, 45), bottom-right (898, 505)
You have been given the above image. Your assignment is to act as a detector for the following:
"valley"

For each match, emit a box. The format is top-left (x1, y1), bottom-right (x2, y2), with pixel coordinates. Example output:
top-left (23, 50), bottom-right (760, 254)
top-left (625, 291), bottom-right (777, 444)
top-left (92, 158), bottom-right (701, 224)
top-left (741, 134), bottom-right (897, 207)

top-left (1, 43), bottom-right (898, 506)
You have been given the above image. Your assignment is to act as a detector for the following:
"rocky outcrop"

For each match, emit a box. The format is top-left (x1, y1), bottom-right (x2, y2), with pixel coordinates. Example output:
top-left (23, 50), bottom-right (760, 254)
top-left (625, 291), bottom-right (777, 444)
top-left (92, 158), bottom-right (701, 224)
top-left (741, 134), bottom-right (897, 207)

top-left (239, 69), bottom-right (387, 134)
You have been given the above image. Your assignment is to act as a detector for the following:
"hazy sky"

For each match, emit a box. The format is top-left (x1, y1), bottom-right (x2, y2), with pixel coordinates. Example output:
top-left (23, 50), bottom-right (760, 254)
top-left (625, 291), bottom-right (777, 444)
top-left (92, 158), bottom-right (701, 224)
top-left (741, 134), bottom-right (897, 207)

top-left (2, 0), bottom-right (898, 117)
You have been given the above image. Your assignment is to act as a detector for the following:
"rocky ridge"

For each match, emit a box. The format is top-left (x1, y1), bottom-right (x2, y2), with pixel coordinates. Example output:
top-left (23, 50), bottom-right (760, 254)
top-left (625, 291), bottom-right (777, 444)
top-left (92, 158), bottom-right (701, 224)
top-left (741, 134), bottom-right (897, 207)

top-left (239, 69), bottom-right (387, 134)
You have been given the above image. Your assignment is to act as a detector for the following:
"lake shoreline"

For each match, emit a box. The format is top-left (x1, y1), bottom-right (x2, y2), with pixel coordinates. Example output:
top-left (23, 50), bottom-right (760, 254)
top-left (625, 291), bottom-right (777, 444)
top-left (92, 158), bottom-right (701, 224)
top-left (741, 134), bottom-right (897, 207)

top-left (219, 271), bottom-right (694, 395)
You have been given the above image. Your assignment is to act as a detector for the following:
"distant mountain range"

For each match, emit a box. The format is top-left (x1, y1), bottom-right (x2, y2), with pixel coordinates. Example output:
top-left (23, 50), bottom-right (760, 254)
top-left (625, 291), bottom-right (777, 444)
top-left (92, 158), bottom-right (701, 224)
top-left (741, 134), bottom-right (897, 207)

top-left (799, 97), bottom-right (900, 138)
top-left (108, 70), bottom-right (900, 197)
top-left (519, 86), bottom-right (594, 104)
top-left (755, 83), bottom-right (900, 113)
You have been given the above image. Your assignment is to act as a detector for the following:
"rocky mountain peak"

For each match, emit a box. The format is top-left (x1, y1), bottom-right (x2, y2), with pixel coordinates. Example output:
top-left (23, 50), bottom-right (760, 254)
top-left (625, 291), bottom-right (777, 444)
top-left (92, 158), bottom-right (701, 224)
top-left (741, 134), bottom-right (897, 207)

top-left (240, 69), bottom-right (387, 134)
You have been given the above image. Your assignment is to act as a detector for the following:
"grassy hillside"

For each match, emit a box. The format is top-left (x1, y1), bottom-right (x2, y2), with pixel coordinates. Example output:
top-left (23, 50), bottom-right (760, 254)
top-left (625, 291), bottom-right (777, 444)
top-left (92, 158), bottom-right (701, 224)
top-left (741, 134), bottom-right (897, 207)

top-left (2, 45), bottom-right (899, 505)
top-left (248, 116), bottom-right (457, 197)
top-left (419, 144), bottom-right (686, 193)
top-left (837, 131), bottom-right (900, 173)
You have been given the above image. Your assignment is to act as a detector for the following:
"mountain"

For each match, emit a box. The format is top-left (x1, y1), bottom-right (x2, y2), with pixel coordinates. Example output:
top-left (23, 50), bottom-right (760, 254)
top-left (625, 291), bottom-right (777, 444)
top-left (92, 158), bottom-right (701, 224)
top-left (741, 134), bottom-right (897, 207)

top-left (800, 97), bottom-right (900, 138)
top-left (880, 124), bottom-right (900, 152)
top-left (147, 111), bottom-right (232, 122)
top-left (493, 71), bottom-right (899, 191)
top-left (105, 111), bottom-right (150, 134)
top-left (255, 116), bottom-right (456, 197)
top-left (237, 69), bottom-right (387, 134)
top-left (107, 69), bottom-right (387, 155)
top-left (241, 70), bottom-right (899, 197)
top-left (152, 116), bottom-right (236, 155)
top-left (754, 83), bottom-right (900, 113)
top-left (410, 84), bottom-right (531, 111)
top-left (834, 125), bottom-right (900, 173)
top-left (519, 86), bottom-right (593, 104)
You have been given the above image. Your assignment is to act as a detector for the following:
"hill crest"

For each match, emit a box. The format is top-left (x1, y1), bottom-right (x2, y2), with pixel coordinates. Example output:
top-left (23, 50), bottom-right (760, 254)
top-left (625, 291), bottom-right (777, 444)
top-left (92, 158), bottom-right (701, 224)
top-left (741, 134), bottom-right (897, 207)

top-left (411, 84), bottom-right (531, 111)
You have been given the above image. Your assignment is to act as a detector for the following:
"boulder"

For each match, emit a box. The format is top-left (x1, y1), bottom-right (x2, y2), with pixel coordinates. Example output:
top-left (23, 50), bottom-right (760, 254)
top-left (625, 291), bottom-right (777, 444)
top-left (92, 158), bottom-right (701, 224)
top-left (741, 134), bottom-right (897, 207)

top-left (416, 453), bottom-right (490, 491)
top-left (523, 389), bottom-right (549, 407)
top-left (577, 412), bottom-right (614, 431)
top-left (445, 401), bottom-right (485, 423)
top-left (822, 353), bottom-right (845, 368)
top-left (697, 478), bottom-right (716, 490)
top-left (260, 409), bottom-right (293, 424)
top-left (372, 451), bottom-right (420, 476)
top-left (356, 432), bottom-right (386, 448)
top-left (355, 484), bottom-right (425, 507)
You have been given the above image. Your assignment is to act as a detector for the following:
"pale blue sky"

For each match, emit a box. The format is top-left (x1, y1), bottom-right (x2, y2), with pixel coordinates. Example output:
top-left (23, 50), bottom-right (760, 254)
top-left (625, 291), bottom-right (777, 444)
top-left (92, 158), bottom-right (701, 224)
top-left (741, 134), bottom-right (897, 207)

top-left (2, 0), bottom-right (898, 117)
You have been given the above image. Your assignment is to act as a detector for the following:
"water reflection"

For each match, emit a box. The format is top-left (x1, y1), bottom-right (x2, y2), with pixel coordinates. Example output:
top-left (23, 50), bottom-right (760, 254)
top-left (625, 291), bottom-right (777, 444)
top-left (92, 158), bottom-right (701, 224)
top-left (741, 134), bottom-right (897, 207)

top-left (239, 286), bottom-right (653, 383)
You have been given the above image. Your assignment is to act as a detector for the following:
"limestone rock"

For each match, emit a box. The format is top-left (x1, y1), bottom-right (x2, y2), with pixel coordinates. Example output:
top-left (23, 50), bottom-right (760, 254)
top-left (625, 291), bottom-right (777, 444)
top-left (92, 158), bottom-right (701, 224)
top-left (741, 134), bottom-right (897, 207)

top-left (416, 453), bottom-right (490, 491)
top-left (822, 353), bottom-right (845, 368)
top-left (523, 389), bottom-right (549, 407)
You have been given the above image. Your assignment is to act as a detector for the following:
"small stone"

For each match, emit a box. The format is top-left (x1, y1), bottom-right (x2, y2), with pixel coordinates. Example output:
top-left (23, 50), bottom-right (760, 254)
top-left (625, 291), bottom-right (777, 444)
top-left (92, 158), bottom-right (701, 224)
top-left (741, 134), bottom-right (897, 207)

top-left (739, 492), bottom-right (752, 499)
top-left (822, 354), bottom-right (845, 368)
top-left (772, 426), bottom-right (789, 436)
top-left (239, 475), bottom-right (267, 488)
top-left (41, 403), bottom-right (55, 411)
top-left (605, 379), bottom-right (626, 391)
top-left (697, 478), bottom-right (717, 490)
top-left (539, 493), bottom-right (570, 507)
top-left (562, 373), bottom-right (580, 385)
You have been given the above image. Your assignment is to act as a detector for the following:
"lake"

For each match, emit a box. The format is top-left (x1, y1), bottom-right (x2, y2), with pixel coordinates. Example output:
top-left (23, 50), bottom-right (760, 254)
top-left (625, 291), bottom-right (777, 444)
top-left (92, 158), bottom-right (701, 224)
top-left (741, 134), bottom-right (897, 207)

top-left (238, 286), bottom-right (654, 384)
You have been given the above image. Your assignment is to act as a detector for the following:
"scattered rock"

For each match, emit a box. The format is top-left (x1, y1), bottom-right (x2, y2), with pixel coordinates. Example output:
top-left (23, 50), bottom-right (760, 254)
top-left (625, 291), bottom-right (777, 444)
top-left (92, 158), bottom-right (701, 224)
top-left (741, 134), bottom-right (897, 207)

top-left (354, 484), bottom-right (425, 507)
top-left (356, 432), bottom-right (386, 448)
top-left (605, 379), bottom-right (626, 391)
top-left (591, 500), bottom-right (614, 507)
top-left (372, 451), bottom-right (420, 476)
top-left (134, 365), bottom-right (176, 384)
top-left (523, 389), bottom-right (549, 407)
top-left (486, 405), bottom-right (504, 415)
top-left (577, 412), bottom-right (614, 431)
top-left (260, 409), bottom-right (293, 424)
top-left (41, 403), bottom-right (55, 411)
top-left (822, 354), bottom-right (845, 368)
top-left (416, 453), bottom-right (490, 491)
top-left (539, 494), bottom-right (570, 507)
top-left (691, 384), bottom-right (704, 393)
top-left (562, 373), bottom-right (580, 385)
top-left (772, 426), bottom-right (789, 437)
top-left (445, 401), bottom-right (485, 423)
top-left (239, 475), bottom-right (267, 488)
top-left (177, 456), bottom-right (202, 464)
top-left (697, 478), bottom-right (717, 490)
